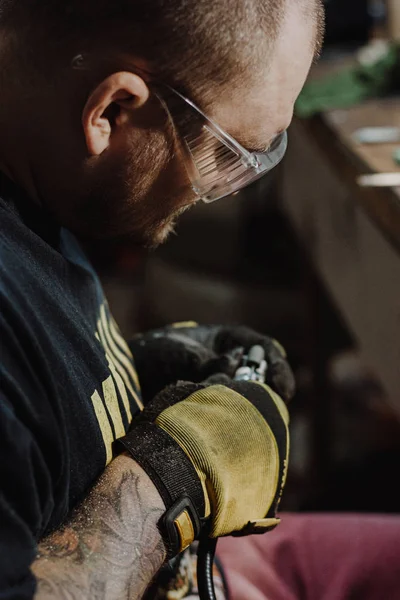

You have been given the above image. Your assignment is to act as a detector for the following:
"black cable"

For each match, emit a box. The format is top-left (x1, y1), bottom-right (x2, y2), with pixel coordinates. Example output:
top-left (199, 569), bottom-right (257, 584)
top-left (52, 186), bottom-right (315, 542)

top-left (197, 533), bottom-right (218, 600)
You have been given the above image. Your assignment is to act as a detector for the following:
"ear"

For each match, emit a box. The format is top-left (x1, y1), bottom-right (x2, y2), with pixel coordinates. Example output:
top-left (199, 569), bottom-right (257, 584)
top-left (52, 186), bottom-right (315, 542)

top-left (82, 72), bottom-right (150, 156)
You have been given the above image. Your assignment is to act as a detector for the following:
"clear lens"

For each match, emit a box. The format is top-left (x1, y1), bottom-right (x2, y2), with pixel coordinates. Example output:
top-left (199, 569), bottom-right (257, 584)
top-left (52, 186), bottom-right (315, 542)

top-left (187, 127), bottom-right (287, 203)
top-left (157, 86), bottom-right (288, 203)
top-left (185, 124), bottom-right (255, 202)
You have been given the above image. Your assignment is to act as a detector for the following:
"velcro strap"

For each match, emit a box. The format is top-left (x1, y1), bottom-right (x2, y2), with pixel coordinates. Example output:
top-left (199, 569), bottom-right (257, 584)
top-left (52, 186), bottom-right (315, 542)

top-left (114, 422), bottom-right (205, 557)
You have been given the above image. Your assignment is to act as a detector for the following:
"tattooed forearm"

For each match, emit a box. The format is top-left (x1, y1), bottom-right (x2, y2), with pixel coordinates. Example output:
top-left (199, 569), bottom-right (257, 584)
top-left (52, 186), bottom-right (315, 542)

top-left (32, 455), bottom-right (166, 600)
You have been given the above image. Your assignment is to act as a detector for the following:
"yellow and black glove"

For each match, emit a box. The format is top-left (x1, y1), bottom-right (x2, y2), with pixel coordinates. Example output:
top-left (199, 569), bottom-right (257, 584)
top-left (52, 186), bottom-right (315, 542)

top-left (130, 323), bottom-right (295, 404)
top-left (115, 379), bottom-right (289, 559)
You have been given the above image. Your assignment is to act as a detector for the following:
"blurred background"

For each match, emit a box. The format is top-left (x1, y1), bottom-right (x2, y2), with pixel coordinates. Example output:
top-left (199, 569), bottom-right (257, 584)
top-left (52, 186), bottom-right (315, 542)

top-left (90, 0), bottom-right (400, 513)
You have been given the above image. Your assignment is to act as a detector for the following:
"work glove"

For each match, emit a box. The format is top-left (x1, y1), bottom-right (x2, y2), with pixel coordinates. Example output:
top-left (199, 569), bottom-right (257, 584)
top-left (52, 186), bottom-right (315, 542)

top-left (130, 323), bottom-right (295, 405)
top-left (115, 378), bottom-right (289, 559)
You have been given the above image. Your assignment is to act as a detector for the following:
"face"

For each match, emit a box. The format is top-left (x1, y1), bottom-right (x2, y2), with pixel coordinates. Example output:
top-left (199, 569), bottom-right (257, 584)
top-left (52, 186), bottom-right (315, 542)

top-left (56, 1), bottom-right (317, 248)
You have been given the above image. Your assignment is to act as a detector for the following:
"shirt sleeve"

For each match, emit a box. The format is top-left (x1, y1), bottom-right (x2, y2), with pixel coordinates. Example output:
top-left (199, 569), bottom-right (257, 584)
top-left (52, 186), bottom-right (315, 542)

top-left (0, 303), bottom-right (60, 599)
top-left (0, 394), bottom-right (55, 599)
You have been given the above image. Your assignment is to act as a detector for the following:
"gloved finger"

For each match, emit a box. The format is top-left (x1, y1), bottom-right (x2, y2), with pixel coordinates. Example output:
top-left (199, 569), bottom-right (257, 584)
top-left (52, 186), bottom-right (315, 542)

top-left (265, 358), bottom-right (295, 403)
top-left (129, 334), bottom-right (218, 403)
top-left (202, 373), bottom-right (232, 386)
top-left (199, 347), bottom-right (244, 380)
top-left (258, 337), bottom-right (295, 402)
top-left (214, 328), bottom-right (295, 402)
top-left (164, 323), bottom-right (219, 350)
top-left (212, 326), bottom-right (287, 364)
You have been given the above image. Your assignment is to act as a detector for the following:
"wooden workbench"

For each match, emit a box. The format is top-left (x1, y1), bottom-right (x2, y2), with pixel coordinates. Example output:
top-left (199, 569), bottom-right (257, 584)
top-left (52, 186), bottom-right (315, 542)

top-left (281, 70), bottom-right (400, 412)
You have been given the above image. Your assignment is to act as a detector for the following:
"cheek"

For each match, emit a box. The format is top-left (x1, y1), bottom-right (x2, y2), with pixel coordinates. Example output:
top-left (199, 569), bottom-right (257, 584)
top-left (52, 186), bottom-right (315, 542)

top-left (78, 129), bottom-right (195, 242)
top-left (143, 133), bottom-right (194, 210)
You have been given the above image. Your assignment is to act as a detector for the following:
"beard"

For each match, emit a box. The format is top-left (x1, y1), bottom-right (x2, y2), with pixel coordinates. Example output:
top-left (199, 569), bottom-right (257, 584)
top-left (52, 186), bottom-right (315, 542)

top-left (145, 202), bottom-right (192, 249)
top-left (64, 127), bottom-right (197, 248)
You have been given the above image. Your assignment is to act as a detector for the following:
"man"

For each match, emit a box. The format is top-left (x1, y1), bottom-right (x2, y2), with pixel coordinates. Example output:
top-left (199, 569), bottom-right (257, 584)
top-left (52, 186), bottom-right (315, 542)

top-left (1, 1), bottom-right (399, 599)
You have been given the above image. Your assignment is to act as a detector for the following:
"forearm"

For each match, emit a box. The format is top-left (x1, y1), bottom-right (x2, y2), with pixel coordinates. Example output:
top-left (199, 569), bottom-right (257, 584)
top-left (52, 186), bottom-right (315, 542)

top-left (32, 455), bottom-right (166, 600)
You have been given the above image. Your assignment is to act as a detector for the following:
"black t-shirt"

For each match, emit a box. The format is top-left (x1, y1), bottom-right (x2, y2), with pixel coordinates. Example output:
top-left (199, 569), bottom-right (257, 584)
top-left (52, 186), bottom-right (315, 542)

top-left (0, 173), bottom-right (143, 598)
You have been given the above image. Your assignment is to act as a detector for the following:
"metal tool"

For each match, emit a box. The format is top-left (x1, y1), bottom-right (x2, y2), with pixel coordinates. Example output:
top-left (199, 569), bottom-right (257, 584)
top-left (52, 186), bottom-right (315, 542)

top-left (197, 345), bottom-right (267, 600)
top-left (234, 345), bottom-right (268, 383)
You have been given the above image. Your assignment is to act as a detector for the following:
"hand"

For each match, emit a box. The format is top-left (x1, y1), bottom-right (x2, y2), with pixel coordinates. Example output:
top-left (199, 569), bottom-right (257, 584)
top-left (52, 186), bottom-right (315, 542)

top-left (129, 323), bottom-right (295, 404)
top-left (116, 378), bottom-right (289, 558)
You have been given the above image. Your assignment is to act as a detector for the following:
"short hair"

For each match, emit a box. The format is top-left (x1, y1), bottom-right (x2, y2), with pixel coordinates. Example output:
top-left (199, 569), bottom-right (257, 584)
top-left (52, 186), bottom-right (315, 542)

top-left (0, 0), bottom-right (323, 100)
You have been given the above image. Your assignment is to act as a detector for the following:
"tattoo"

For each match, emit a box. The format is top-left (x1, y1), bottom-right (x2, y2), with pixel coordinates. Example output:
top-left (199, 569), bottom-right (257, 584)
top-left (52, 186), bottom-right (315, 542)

top-left (32, 457), bottom-right (166, 600)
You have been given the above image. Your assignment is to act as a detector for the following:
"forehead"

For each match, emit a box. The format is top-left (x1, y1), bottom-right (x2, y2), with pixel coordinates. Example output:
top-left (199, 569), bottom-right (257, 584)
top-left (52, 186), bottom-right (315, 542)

top-left (207, 2), bottom-right (318, 151)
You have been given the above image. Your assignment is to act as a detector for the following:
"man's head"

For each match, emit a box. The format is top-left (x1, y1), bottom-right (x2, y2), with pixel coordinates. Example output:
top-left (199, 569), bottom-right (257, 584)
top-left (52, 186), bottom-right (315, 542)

top-left (0, 0), bottom-right (324, 247)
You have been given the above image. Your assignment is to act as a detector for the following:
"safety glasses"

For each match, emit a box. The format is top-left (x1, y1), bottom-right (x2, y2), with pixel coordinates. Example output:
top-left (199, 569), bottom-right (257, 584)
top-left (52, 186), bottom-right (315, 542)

top-left (154, 84), bottom-right (288, 203)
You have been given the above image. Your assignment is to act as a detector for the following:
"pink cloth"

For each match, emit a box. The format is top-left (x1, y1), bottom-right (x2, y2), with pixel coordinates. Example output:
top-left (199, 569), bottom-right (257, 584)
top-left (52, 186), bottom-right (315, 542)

top-left (218, 514), bottom-right (400, 600)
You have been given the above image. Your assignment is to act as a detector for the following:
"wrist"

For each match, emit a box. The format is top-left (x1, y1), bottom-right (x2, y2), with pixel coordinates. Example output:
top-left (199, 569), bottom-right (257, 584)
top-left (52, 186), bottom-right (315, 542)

top-left (114, 453), bottom-right (167, 512)
top-left (115, 424), bottom-right (206, 559)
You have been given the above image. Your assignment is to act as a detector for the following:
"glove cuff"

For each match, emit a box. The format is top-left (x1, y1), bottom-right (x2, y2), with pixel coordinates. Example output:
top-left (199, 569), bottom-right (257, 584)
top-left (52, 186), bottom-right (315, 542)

top-left (114, 422), bottom-right (205, 559)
